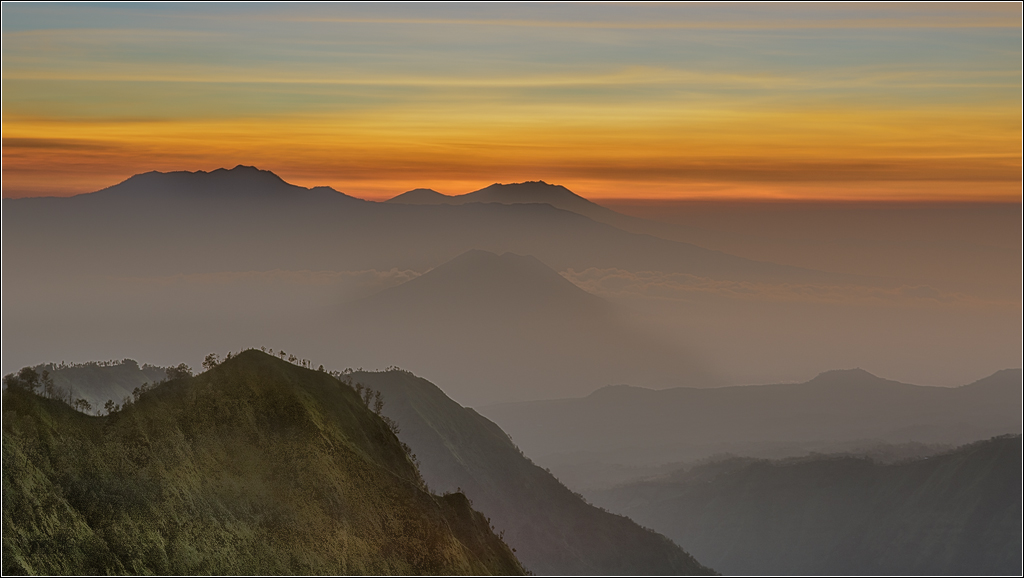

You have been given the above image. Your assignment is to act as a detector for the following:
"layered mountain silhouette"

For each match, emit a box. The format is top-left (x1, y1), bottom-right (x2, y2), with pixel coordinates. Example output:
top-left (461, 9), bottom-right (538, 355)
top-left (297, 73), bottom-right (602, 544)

top-left (2, 351), bottom-right (524, 575)
top-left (592, 435), bottom-right (1022, 575)
top-left (351, 369), bottom-right (716, 575)
top-left (479, 368), bottom-right (1024, 488)
top-left (2, 165), bottom-right (834, 281)
top-left (324, 250), bottom-right (715, 404)
top-left (386, 180), bottom-right (633, 230)
top-left (84, 165), bottom-right (366, 204)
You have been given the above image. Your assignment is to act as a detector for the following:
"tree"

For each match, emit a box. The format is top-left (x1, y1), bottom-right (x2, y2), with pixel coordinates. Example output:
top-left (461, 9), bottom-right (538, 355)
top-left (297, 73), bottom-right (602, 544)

top-left (42, 370), bottom-right (56, 399)
top-left (166, 363), bottom-right (193, 381)
top-left (104, 399), bottom-right (117, 414)
top-left (202, 353), bottom-right (221, 371)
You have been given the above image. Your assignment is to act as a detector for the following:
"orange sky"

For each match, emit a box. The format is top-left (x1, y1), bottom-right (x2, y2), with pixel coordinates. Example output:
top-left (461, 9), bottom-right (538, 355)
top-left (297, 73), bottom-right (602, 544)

top-left (2, 3), bottom-right (1021, 201)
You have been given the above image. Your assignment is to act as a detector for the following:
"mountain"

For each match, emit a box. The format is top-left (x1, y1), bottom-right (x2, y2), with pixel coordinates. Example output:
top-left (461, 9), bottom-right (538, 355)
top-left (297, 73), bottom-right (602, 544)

top-left (350, 368), bottom-right (716, 576)
top-left (591, 435), bottom-right (1023, 575)
top-left (2, 351), bottom-right (524, 575)
top-left (83, 164), bottom-right (366, 204)
top-left (3, 166), bottom-right (820, 281)
top-left (386, 188), bottom-right (452, 204)
top-left (326, 250), bottom-right (715, 404)
top-left (8, 166), bottom-right (1007, 399)
top-left (478, 368), bottom-right (1024, 489)
top-left (385, 180), bottom-right (647, 231)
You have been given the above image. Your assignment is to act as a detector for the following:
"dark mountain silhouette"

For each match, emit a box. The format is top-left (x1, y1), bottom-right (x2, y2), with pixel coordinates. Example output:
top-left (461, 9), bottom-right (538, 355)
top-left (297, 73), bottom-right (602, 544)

top-left (386, 188), bottom-right (452, 204)
top-left (2, 351), bottom-right (524, 575)
top-left (324, 250), bottom-right (715, 404)
top-left (2, 165), bottom-right (833, 282)
top-left (592, 435), bottom-right (1023, 575)
top-left (479, 368), bottom-right (1023, 488)
top-left (348, 369), bottom-right (716, 576)
top-left (84, 164), bottom-right (366, 204)
top-left (385, 180), bottom-right (643, 231)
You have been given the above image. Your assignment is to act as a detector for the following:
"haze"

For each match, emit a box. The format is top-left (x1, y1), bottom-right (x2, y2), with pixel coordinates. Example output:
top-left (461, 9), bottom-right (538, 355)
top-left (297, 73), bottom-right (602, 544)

top-left (1, 4), bottom-right (1020, 575)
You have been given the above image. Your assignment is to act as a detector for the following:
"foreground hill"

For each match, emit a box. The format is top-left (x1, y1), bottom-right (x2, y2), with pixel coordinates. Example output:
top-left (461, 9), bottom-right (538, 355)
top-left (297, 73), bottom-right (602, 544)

top-left (2, 351), bottom-right (524, 575)
top-left (333, 250), bottom-right (714, 403)
top-left (480, 368), bottom-right (1023, 489)
top-left (351, 369), bottom-right (715, 576)
top-left (592, 435), bottom-right (1023, 575)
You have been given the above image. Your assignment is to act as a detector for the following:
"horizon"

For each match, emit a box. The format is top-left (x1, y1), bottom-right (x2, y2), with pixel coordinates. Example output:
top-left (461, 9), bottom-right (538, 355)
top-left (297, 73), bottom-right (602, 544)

top-left (4, 164), bottom-right (1022, 205)
top-left (3, 3), bottom-right (1020, 201)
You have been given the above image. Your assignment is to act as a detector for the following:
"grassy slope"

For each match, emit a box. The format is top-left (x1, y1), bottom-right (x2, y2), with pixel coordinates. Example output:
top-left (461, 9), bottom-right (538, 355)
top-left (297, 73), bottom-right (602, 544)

top-left (354, 370), bottom-right (716, 576)
top-left (2, 351), bottom-right (524, 576)
top-left (593, 435), bottom-right (1022, 576)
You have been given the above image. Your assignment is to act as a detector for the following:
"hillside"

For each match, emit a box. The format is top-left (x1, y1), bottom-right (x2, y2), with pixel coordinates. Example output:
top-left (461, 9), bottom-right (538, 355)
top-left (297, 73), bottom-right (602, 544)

top-left (332, 249), bottom-right (714, 403)
top-left (591, 436), bottom-right (1023, 575)
top-left (351, 369), bottom-right (716, 576)
top-left (2, 351), bottom-right (524, 575)
top-left (479, 368), bottom-right (1023, 489)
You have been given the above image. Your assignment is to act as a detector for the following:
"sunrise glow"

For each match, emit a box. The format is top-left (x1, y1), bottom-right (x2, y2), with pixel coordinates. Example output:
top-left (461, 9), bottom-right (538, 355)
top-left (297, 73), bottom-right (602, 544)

top-left (2, 3), bottom-right (1020, 200)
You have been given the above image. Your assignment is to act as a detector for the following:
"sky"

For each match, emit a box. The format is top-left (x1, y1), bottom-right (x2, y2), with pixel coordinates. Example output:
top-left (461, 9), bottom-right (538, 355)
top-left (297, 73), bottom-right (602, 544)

top-left (2, 2), bottom-right (1021, 200)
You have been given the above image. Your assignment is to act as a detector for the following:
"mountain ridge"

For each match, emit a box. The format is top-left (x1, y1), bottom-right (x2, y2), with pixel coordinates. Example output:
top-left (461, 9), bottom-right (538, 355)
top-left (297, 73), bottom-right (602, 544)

top-left (591, 435), bottom-right (1022, 575)
top-left (478, 368), bottom-right (1023, 488)
top-left (351, 368), bottom-right (717, 576)
top-left (2, 351), bottom-right (524, 575)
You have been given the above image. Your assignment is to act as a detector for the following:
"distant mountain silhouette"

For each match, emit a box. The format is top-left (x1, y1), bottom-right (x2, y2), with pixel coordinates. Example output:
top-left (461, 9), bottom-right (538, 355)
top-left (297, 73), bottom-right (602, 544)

top-left (325, 250), bottom-right (715, 404)
top-left (352, 369), bottom-right (715, 575)
top-left (479, 368), bottom-right (1024, 488)
top-left (85, 165), bottom-right (366, 204)
top-left (386, 188), bottom-right (452, 204)
top-left (4, 166), bottom-right (835, 281)
top-left (592, 435), bottom-right (1022, 575)
top-left (386, 180), bottom-right (639, 230)
top-left (2, 351), bottom-right (524, 575)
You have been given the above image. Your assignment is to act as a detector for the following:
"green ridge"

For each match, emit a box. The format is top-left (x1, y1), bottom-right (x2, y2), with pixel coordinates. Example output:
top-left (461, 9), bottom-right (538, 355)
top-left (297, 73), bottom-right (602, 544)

top-left (2, 350), bottom-right (524, 575)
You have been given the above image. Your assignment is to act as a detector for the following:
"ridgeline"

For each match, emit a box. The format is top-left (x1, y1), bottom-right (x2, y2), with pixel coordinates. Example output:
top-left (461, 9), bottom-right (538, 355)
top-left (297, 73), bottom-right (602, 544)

top-left (2, 350), bottom-right (524, 575)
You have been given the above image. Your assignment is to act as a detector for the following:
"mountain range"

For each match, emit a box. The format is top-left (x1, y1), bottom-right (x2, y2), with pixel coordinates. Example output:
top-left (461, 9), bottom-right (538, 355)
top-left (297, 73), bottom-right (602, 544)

top-left (479, 368), bottom-right (1023, 489)
top-left (592, 435), bottom-right (1022, 575)
top-left (3, 165), bottom-right (1016, 397)
top-left (3, 165), bottom-right (821, 282)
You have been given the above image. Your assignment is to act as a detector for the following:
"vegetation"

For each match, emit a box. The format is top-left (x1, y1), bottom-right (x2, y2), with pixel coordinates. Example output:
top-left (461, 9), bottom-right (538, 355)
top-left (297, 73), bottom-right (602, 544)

top-left (354, 369), bottom-right (717, 576)
top-left (22, 359), bottom-right (169, 415)
top-left (2, 350), bottom-right (524, 575)
top-left (592, 435), bottom-right (1023, 575)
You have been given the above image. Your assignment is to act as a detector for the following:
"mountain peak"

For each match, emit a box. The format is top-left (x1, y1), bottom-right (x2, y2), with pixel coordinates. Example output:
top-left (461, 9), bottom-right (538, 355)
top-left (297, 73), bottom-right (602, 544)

top-left (86, 165), bottom-right (362, 202)
top-left (469, 181), bottom-right (579, 200)
top-left (386, 188), bottom-right (452, 204)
